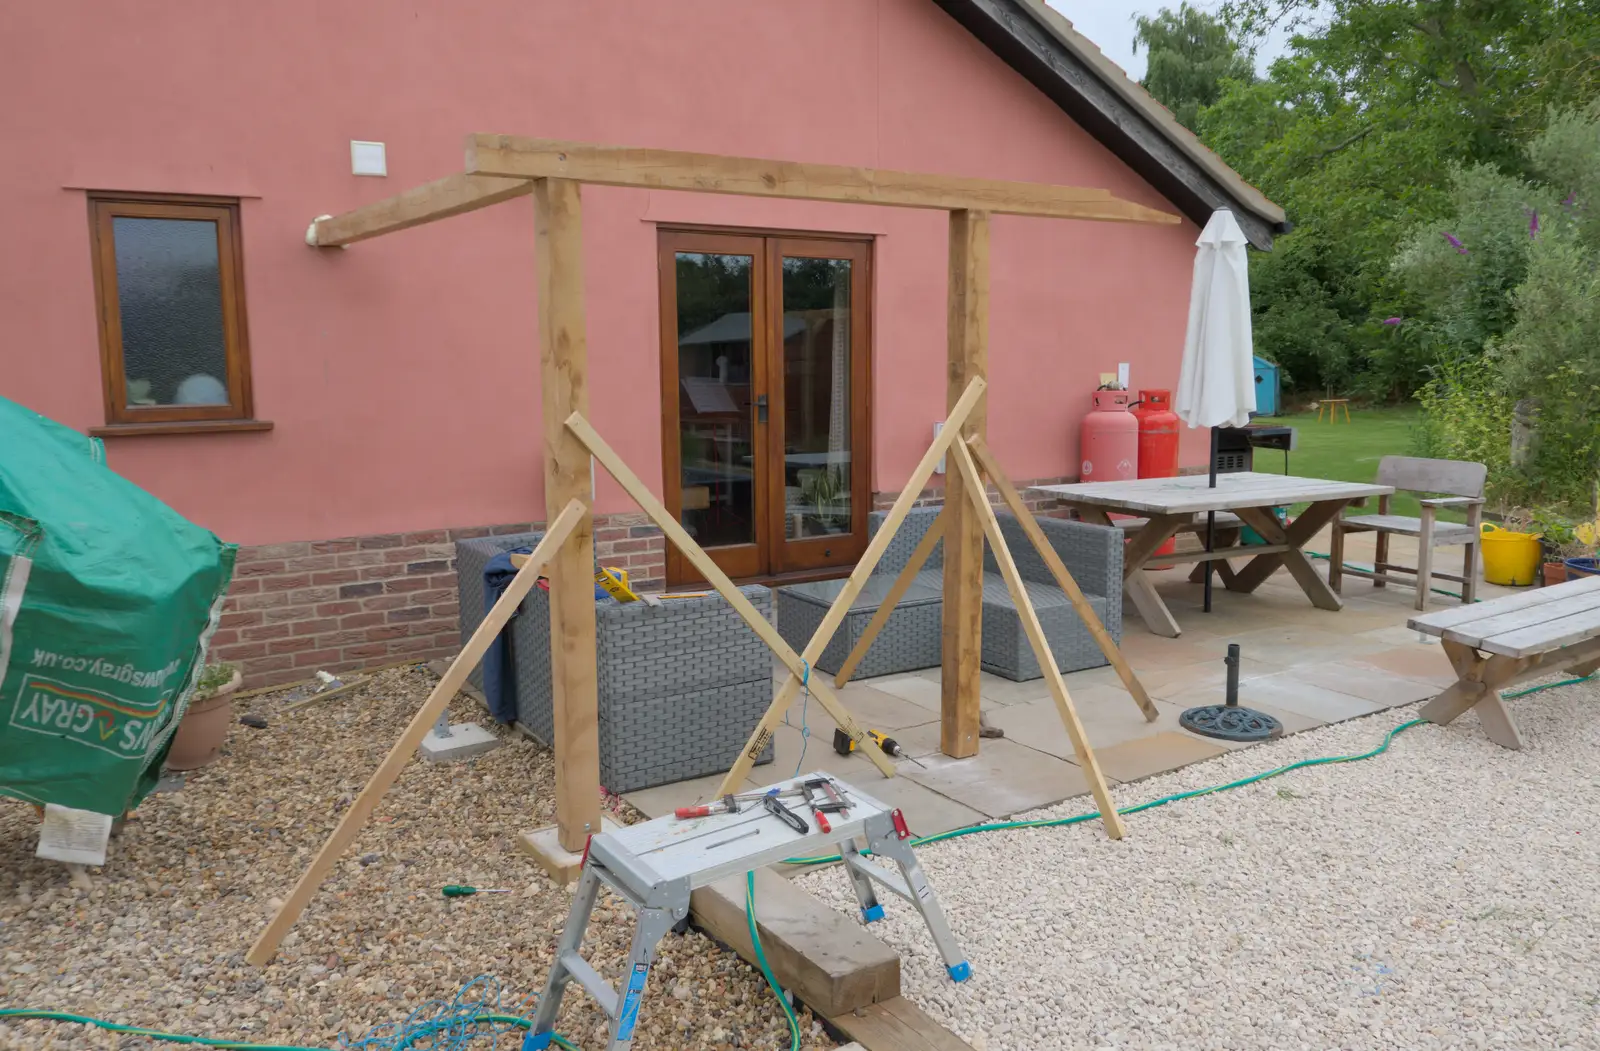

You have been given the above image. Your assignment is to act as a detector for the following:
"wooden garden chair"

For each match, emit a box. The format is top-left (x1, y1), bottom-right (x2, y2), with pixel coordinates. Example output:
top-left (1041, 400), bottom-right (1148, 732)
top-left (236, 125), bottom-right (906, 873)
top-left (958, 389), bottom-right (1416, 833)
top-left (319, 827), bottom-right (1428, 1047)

top-left (1328, 456), bottom-right (1487, 611)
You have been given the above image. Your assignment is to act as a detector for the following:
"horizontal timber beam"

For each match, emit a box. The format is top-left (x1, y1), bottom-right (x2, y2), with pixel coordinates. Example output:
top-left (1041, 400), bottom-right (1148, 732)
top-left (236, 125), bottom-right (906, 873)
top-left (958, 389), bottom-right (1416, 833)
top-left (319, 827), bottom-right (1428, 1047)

top-left (310, 173), bottom-right (532, 246)
top-left (466, 135), bottom-right (1181, 225)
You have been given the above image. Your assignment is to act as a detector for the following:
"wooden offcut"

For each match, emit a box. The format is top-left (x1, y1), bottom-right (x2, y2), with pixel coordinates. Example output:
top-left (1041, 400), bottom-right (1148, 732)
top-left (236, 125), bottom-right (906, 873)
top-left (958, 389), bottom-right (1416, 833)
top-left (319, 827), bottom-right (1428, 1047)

top-left (466, 135), bottom-right (1179, 224)
top-left (689, 868), bottom-right (901, 1017)
top-left (824, 996), bottom-right (978, 1051)
top-left (246, 501), bottom-right (587, 965)
top-left (950, 442), bottom-right (1125, 839)
top-left (941, 209), bottom-right (988, 759)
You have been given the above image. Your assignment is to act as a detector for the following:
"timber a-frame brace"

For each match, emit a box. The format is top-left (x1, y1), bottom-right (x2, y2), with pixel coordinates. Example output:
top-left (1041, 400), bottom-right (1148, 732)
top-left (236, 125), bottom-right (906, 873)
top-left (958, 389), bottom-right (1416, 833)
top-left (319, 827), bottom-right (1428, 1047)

top-left (249, 136), bottom-right (1178, 965)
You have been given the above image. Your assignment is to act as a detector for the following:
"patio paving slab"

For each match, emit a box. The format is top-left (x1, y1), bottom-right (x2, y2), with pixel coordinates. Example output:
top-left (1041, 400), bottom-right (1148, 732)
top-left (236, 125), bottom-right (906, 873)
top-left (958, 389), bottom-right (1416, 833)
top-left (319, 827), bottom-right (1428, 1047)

top-left (984, 687), bottom-right (1187, 759)
top-left (863, 674), bottom-right (946, 711)
top-left (1088, 730), bottom-right (1229, 783)
top-left (1234, 672), bottom-right (1385, 723)
top-left (1291, 658), bottom-right (1440, 709)
top-left (1354, 644), bottom-right (1457, 687)
top-left (900, 737), bottom-right (1099, 819)
top-left (787, 682), bottom-right (940, 733)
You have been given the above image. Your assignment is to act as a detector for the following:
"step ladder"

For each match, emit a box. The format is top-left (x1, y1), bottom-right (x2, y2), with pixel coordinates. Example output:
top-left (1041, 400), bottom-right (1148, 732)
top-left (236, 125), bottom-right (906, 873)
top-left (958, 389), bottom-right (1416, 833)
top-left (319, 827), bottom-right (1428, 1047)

top-left (523, 772), bottom-right (968, 1050)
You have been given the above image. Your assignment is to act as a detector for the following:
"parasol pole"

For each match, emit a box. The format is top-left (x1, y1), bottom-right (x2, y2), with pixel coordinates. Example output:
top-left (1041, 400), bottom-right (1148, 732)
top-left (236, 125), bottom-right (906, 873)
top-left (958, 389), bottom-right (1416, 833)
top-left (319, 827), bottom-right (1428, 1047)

top-left (1204, 426), bottom-right (1218, 612)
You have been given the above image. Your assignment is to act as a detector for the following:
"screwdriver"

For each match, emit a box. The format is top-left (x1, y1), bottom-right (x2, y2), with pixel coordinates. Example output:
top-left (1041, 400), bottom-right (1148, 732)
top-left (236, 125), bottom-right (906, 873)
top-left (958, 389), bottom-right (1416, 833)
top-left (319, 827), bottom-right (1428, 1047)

top-left (442, 884), bottom-right (512, 898)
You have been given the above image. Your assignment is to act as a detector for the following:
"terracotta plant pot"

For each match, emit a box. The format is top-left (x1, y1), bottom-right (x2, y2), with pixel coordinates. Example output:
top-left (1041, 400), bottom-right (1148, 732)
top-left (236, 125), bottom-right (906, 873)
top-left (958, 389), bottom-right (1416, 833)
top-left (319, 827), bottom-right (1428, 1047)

top-left (166, 669), bottom-right (242, 771)
top-left (1543, 561), bottom-right (1568, 587)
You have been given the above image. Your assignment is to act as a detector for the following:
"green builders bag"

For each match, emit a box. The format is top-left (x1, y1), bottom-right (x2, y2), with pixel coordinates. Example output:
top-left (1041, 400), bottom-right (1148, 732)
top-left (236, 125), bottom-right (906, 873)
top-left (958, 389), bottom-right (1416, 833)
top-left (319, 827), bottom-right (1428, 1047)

top-left (0, 396), bottom-right (235, 816)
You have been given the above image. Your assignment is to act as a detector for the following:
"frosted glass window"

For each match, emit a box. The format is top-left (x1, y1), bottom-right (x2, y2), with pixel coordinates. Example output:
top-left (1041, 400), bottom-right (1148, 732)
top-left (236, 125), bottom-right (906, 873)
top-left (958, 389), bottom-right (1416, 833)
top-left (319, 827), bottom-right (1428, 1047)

top-left (90, 195), bottom-right (253, 427)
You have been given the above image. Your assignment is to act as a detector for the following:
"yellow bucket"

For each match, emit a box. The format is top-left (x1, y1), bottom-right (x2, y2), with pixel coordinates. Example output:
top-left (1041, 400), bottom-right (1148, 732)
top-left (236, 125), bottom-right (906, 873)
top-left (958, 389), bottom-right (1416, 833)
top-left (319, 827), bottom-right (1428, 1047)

top-left (1479, 523), bottom-right (1542, 586)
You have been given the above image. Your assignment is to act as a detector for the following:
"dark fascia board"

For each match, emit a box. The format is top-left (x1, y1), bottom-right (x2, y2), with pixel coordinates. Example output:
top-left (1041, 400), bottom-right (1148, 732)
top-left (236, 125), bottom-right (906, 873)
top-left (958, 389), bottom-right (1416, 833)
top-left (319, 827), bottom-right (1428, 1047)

top-left (934, 0), bottom-right (1290, 250)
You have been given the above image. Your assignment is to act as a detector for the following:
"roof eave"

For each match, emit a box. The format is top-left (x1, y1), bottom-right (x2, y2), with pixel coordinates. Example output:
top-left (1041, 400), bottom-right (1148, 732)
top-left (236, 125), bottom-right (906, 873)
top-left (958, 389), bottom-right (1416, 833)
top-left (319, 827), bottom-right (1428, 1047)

top-left (932, 0), bottom-right (1289, 250)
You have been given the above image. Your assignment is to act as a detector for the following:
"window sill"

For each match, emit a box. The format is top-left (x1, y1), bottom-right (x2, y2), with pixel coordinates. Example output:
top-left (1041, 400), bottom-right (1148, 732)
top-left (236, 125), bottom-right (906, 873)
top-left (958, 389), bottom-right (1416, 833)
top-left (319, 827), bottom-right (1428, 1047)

top-left (89, 419), bottom-right (275, 438)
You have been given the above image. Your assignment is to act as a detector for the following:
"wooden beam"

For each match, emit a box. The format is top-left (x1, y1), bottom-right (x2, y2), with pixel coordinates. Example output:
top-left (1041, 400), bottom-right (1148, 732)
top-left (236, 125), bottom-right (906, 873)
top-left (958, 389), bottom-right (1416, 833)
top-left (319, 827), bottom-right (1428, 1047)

top-left (466, 136), bottom-right (1181, 225)
top-left (965, 436), bottom-right (1159, 723)
top-left (714, 377), bottom-right (989, 795)
top-left (310, 173), bottom-right (531, 247)
top-left (563, 411), bottom-right (899, 785)
top-left (535, 178), bottom-right (602, 853)
top-left (941, 209), bottom-right (989, 759)
top-left (951, 442), bottom-right (1125, 840)
top-left (246, 500), bottom-right (586, 965)
top-left (833, 508), bottom-right (948, 688)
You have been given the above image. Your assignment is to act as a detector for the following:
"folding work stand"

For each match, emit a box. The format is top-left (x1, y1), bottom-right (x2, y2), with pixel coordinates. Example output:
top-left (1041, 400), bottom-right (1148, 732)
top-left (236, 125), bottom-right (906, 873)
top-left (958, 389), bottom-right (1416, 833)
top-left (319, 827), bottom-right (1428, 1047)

top-left (524, 773), bottom-right (967, 1050)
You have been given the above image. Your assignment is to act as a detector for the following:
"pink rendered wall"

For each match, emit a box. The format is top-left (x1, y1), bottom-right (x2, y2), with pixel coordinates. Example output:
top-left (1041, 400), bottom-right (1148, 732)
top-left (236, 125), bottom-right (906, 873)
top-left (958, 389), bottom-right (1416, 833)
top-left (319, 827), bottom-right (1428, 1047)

top-left (0, 0), bottom-right (1207, 546)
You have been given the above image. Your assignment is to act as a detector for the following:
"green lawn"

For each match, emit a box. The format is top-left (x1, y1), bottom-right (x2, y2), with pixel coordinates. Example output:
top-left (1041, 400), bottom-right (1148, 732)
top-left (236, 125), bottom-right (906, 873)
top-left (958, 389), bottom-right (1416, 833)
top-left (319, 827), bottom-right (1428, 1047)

top-left (1251, 404), bottom-right (1464, 522)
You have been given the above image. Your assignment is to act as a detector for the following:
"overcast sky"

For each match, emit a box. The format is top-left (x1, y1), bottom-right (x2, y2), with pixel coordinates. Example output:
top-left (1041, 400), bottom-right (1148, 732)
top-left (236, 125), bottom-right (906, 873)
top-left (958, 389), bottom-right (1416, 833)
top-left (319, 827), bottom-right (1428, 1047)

top-left (1045, 1), bottom-right (1302, 82)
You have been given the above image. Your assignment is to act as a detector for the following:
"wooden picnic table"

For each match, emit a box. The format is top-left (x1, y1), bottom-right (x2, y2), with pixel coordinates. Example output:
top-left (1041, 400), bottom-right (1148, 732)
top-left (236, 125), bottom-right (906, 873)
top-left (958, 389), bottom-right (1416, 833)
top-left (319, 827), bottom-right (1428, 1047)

top-left (1409, 575), bottom-right (1600, 749)
top-left (1029, 472), bottom-right (1393, 637)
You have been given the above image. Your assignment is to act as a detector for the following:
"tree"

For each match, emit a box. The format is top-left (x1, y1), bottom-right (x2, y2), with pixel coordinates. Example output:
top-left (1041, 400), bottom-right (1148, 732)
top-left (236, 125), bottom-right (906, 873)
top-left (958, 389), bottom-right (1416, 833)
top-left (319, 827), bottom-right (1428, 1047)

top-left (1133, 4), bottom-right (1257, 131)
top-left (1186, 0), bottom-right (1600, 396)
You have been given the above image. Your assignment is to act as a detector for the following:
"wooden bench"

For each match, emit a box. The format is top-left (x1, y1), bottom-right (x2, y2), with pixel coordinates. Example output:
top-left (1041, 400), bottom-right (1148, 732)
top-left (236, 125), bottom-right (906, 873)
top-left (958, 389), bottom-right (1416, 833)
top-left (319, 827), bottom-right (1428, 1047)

top-left (1409, 576), bottom-right (1600, 749)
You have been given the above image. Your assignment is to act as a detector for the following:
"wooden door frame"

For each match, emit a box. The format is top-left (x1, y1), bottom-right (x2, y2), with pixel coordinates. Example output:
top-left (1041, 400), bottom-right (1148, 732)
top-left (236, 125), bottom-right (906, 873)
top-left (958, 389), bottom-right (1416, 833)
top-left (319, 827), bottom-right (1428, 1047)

top-left (657, 229), bottom-right (770, 584)
top-left (764, 235), bottom-right (873, 576)
top-left (658, 226), bottom-right (874, 586)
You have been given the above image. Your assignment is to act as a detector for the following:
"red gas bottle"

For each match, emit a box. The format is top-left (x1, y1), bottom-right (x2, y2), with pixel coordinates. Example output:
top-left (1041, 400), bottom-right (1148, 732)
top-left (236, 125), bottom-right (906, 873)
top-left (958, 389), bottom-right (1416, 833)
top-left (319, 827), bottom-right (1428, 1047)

top-left (1131, 389), bottom-right (1181, 560)
top-left (1132, 389), bottom-right (1180, 480)
top-left (1080, 389), bottom-right (1138, 483)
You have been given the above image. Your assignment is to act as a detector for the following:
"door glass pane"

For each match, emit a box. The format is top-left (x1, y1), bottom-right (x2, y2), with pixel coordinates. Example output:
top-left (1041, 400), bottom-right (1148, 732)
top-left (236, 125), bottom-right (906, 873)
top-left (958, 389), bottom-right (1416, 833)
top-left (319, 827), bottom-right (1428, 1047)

top-left (675, 252), bottom-right (756, 548)
top-left (112, 216), bottom-right (230, 407)
top-left (780, 257), bottom-right (852, 539)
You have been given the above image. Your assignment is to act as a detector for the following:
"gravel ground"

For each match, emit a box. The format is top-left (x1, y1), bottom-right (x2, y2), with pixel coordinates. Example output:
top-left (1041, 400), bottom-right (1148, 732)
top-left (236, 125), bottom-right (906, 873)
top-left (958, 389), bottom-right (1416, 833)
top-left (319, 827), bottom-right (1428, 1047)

top-left (804, 678), bottom-right (1600, 1051)
top-left (0, 664), bottom-right (831, 1051)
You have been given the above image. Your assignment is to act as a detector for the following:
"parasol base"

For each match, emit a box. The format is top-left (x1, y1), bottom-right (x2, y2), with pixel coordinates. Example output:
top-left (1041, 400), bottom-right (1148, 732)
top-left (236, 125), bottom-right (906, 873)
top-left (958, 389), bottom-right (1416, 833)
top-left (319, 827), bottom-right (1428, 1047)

top-left (1179, 704), bottom-right (1283, 742)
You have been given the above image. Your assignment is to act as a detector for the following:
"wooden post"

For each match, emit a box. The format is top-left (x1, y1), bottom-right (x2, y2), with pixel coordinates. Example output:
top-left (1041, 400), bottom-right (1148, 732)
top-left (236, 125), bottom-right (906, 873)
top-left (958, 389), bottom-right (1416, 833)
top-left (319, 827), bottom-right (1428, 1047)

top-left (246, 502), bottom-right (588, 965)
top-left (941, 209), bottom-right (989, 758)
top-left (535, 178), bottom-right (601, 852)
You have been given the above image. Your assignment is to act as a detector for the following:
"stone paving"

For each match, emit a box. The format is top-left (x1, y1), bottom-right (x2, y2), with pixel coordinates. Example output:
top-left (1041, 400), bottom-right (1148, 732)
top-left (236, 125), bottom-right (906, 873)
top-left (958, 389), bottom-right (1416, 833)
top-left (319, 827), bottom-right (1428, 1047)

top-left (624, 527), bottom-right (1517, 837)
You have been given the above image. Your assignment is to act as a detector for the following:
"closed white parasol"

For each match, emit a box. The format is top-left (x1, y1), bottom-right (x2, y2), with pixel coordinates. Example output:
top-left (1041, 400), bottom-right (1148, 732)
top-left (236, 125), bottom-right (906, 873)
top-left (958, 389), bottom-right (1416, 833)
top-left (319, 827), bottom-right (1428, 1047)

top-left (1176, 209), bottom-right (1256, 613)
top-left (1175, 209), bottom-right (1255, 430)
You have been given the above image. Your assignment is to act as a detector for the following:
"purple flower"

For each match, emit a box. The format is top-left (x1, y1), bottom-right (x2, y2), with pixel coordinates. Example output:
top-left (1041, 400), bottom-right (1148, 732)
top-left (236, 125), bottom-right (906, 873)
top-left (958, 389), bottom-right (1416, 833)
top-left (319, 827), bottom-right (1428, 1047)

top-left (1528, 209), bottom-right (1540, 237)
top-left (1382, 317), bottom-right (1403, 325)
top-left (1443, 232), bottom-right (1468, 254)
top-left (1564, 192), bottom-right (1578, 207)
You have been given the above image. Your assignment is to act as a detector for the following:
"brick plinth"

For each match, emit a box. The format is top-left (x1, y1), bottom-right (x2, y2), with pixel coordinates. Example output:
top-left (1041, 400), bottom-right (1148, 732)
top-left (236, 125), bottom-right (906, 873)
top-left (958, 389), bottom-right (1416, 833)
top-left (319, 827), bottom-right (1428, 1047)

top-left (212, 514), bottom-right (666, 687)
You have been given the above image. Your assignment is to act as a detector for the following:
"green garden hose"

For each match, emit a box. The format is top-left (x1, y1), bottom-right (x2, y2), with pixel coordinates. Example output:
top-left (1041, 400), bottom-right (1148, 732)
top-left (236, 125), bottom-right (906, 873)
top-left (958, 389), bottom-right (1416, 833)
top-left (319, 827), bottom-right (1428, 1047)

top-left (8, 674), bottom-right (1587, 1051)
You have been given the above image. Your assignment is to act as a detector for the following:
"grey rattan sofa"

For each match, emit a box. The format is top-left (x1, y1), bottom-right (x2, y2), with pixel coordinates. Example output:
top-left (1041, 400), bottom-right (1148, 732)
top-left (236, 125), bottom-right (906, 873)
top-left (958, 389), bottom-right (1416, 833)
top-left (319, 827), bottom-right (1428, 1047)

top-left (775, 507), bottom-right (1122, 681)
top-left (455, 532), bottom-right (773, 792)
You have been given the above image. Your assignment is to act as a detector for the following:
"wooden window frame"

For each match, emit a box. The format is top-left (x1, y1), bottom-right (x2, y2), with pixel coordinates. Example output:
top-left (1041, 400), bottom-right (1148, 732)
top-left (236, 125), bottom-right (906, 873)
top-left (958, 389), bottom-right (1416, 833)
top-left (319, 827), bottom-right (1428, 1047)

top-left (87, 191), bottom-right (266, 436)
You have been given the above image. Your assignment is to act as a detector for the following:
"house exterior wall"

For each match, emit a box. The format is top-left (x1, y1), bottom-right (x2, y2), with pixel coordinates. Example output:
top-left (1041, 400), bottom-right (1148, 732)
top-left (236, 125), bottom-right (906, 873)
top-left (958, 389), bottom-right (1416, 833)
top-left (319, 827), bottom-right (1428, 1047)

top-left (0, 0), bottom-right (1212, 683)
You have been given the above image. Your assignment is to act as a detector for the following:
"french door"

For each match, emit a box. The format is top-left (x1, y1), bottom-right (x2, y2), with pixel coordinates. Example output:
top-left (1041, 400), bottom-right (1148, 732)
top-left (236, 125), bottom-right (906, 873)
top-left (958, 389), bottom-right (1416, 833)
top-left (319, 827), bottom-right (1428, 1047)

top-left (658, 230), bottom-right (871, 585)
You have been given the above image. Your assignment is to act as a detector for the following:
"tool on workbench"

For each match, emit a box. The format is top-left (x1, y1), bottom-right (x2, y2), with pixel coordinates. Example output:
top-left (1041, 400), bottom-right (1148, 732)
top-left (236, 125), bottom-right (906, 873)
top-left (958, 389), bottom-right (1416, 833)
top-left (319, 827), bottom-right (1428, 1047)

top-left (441, 885), bottom-right (511, 898)
top-left (801, 777), bottom-right (851, 833)
top-left (672, 784), bottom-right (821, 820)
top-left (703, 828), bottom-right (762, 851)
top-left (832, 727), bottom-right (926, 767)
top-left (761, 790), bottom-right (810, 834)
